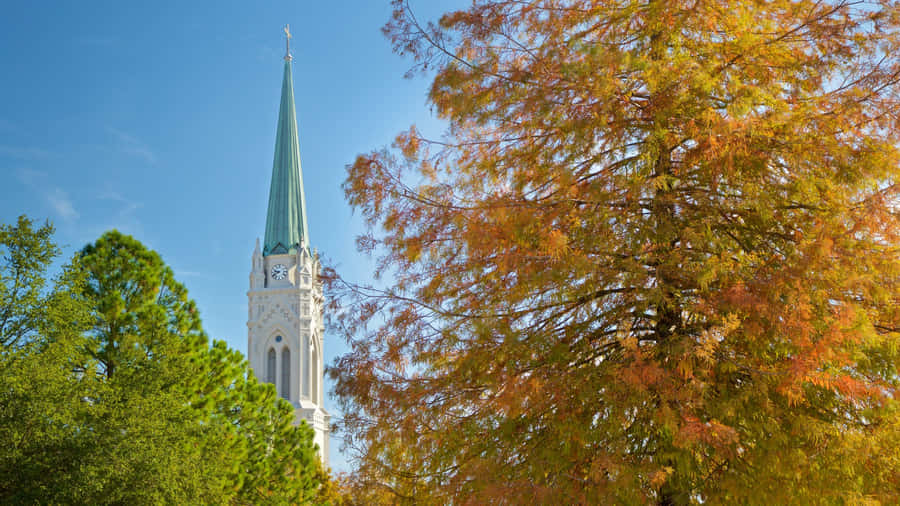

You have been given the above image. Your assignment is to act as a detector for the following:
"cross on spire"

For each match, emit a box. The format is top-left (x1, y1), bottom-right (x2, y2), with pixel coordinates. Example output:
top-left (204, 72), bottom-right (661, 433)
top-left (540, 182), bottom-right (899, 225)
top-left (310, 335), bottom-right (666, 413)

top-left (284, 24), bottom-right (292, 61)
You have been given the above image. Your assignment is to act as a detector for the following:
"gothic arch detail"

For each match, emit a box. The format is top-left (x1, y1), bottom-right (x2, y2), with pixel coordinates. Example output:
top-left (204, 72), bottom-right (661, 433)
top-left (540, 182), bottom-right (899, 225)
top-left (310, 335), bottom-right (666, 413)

top-left (311, 343), bottom-right (319, 405)
top-left (301, 333), bottom-right (310, 398)
top-left (281, 346), bottom-right (291, 400)
top-left (266, 347), bottom-right (276, 385)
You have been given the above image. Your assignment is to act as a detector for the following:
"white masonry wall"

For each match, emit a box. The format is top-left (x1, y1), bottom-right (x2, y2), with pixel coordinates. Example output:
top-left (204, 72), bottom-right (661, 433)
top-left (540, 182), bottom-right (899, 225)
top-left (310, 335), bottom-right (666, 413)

top-left (247, 240), bottom-right (330, 466)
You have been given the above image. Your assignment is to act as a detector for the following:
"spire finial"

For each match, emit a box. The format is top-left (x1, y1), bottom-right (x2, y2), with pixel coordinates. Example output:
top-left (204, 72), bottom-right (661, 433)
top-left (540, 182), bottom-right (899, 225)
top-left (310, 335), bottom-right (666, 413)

top-left (283, 24), bottom-right (292, 61)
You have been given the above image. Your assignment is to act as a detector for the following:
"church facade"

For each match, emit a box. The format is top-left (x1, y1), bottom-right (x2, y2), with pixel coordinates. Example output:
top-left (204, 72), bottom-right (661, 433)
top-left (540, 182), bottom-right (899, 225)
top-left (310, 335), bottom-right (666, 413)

top-left (246, 35), bottom-right (330, 465)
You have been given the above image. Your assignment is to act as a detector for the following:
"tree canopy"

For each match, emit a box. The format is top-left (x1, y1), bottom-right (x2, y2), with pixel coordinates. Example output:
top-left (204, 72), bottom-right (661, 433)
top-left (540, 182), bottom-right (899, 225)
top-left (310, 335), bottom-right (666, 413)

top-left (0, 217), bottom-right (95, 502)
top-left (0, 220), bottom-right (329, 504)
top-left (332, 0), bottom-right (900, 503)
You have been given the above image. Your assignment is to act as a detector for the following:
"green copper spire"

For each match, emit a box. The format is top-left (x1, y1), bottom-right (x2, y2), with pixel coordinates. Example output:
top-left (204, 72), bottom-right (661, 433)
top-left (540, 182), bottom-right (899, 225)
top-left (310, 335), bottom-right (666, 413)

top-left (264, 49), bottom-right (309, 256)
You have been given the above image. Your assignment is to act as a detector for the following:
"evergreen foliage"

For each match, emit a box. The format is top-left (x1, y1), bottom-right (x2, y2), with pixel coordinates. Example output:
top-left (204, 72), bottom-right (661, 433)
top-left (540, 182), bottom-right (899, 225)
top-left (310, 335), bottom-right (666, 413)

top-left (0, 219), bottom-right (329, 504)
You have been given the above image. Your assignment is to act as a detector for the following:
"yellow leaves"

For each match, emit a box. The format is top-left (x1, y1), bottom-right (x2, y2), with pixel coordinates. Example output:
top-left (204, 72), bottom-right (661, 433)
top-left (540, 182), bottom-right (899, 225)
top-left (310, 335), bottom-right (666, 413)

top-left (649, 173), bottom-right (674, 191)
top-left (622, 336), bottom-right (639, 351)
top-left (395, 125), bottom-right (421, 161)
top-left (543, 229), bottom-right (569, 259)
top-left (676, 358), bottom-right (693, 380)
top-left (404, 241), bottom-right (422, 263)
top-left (337, 0), bottom-right (900, 503)
top-left (650, 466), bottom-right (674, 489)
top-left (528, 376), bottom-right (543, 395)
top-left (817, 236), bottom-right (834, 258)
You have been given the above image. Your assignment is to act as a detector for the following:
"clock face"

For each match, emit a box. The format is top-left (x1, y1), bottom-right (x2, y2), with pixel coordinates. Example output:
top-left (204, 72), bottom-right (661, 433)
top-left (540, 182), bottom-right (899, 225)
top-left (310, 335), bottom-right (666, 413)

top-left (271, 264), bottom-right (288, 280)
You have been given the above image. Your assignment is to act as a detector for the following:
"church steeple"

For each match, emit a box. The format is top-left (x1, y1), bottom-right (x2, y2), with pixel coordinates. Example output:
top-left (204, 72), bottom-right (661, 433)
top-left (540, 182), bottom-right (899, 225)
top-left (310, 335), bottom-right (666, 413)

top-left (248, 26), bottom-right (330, 467)
top-left (264, 26), bottom-right (309, 256)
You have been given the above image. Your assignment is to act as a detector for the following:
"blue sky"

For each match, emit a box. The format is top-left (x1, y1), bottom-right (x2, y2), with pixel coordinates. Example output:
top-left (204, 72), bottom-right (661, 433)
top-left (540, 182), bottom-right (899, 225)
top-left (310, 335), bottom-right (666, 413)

top-left (0, 0), bottom-right (460, 471)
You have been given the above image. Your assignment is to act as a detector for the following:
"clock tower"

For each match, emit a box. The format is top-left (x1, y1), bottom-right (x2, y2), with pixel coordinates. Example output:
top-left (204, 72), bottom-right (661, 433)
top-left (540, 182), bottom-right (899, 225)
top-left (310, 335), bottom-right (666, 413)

top-left (247, 26), bottom-right (329, 465)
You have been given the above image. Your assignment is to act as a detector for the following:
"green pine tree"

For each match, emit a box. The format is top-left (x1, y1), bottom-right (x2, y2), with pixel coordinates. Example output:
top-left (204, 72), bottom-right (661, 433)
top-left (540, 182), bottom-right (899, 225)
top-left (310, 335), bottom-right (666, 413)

top-left (0, 221), bottom-right (327, 504)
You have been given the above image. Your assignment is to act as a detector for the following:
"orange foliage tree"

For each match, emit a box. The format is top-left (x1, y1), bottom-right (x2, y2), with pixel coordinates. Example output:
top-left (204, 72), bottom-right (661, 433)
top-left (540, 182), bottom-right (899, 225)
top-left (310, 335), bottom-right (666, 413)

top-left (331, 0), bottom-right (900, 503)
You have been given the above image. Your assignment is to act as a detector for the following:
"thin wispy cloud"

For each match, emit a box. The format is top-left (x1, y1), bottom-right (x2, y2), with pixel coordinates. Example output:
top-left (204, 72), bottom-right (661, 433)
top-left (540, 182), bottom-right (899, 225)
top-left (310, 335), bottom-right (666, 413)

top-left (174, 269), bottom-right (209, 279)
top-left (77, 187), bottom-right (146, 247)
top-left (46, 188), bottom-right (79, 221)
top-left (16, 168), bottom-right (79, 223)
top-left (99, 187), bottom-right (143, 216)
top-left (107, 127), bottom-right (156, 163)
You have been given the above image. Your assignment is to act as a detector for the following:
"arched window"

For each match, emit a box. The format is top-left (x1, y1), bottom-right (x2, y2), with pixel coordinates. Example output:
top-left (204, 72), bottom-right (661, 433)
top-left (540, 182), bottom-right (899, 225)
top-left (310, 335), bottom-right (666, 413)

top-left (266, 348), bottom-right (276, 385)
top-left (301, 334), bottom-right (310, 398)
top-left (311, 346), bottom-right (319, 405)
top-left (281, 347), bottom-right (291, 400)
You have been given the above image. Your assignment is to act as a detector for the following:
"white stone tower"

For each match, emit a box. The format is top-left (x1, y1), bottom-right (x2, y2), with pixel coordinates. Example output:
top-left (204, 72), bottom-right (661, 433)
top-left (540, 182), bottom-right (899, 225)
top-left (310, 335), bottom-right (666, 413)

top-left (247, 25), bottom-right (329, 465)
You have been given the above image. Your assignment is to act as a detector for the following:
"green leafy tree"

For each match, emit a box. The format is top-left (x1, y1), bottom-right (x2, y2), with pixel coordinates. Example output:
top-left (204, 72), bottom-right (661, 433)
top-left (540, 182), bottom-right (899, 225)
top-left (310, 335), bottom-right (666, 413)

top-left (198, 339), bottom-right (321, 505)
top-left (0, 216), bottom-right (80, 348)
top-left (0, 216), bottom-right (95, 503)
top-left (79, 231), bottom-right (207, 380)
top-left (333, 0), bottom-right (900, 503)
top-left (0, 223), bottom-right (324, 504)
top-left (78, 230), bottom-right (323, 504)
top-left (76, 231), bottom-right (238, 503)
